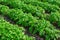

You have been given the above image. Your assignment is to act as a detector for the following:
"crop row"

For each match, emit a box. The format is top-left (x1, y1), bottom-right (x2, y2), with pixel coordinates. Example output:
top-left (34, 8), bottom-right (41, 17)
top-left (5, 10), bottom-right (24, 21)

top-left (0, 0), bottom-right (60, 19)
top-left (0, 17), bottom-right (35, 40)
top-left (20, 0), bottom-right (60, 12)
top-left (0, 4), bottom-right (60, 40)
top-left (39, 0), bottom-right (60, 7)
top-left (0, 0), bottom-right (46, 19)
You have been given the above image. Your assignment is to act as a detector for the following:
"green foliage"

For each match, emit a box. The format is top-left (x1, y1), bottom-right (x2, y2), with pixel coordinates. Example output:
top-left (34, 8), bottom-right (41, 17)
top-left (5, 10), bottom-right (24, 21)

top-left (19, 0), bottom-right (60, 12)
top-left (49, 12), bottom-right (60, 26)
top-left (0, 0), bottom-right (45, 18)
top-left (40, 0), bottom-right (60, 7)
top-left (0, 17), bottom-right (35, 40)
top-left (49, 12), bottom-right (60, 22)
top-left (0, 4), bottom-right (60, 40)
top-left (0, 0), bottom-right (60, 40)
top-left (0, 0), bottom-right (60, 19)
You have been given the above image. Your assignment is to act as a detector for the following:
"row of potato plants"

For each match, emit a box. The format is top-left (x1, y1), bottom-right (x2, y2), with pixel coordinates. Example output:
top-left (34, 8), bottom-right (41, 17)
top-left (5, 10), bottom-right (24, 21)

top-left (39, 0), bottom-right (60, 7)
top-left (0, 0), bottom-right (60, 20)
top-left (0, 0), bottom-right (59, 12)
top-left (0, 17), bottom-right (35, 40)
top-left (0, 0), bottom-right (46, 19)
top-left (19, 0), bottom-right (60, 12)
top-left (0, 4), bottom-right (60, 40)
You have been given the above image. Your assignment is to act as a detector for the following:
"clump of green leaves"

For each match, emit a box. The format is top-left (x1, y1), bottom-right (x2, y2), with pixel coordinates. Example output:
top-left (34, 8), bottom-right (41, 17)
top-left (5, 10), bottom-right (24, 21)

top-left (0, 17), bottom-right (35, 40)
top-left (49, 12), bottom-right (60, 26)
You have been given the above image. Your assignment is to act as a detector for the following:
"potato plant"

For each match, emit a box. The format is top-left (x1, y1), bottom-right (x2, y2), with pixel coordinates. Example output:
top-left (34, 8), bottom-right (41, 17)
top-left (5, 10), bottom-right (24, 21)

top-left (48, 12), bottom-right (60, 27)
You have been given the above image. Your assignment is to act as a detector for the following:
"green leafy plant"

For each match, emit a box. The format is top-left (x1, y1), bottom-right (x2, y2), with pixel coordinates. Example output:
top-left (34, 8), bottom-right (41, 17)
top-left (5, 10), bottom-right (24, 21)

top-left (49, 12), bottom-right (60, 26)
